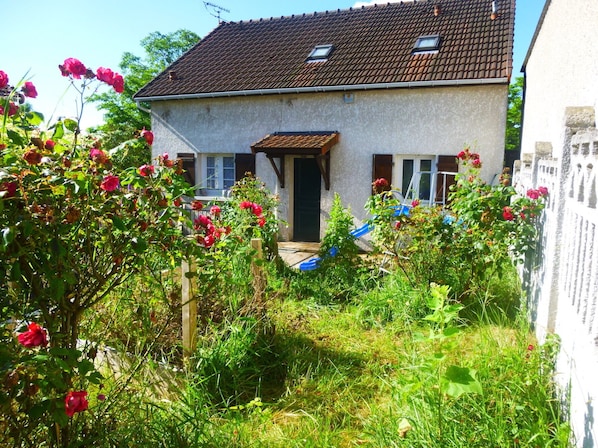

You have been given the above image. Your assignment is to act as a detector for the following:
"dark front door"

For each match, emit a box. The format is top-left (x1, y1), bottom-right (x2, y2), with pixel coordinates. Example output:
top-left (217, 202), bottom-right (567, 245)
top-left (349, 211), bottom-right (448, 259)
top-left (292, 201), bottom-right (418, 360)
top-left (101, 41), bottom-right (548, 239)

top-left (293, 158), bottom-right (321, 241)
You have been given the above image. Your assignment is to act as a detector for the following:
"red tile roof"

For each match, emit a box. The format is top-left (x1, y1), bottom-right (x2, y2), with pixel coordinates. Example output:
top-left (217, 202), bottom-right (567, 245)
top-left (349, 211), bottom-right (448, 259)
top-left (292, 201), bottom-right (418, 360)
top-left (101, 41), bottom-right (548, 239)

top-left (251, 132), bottom-right (340, 155)
top-left (135, 0), bottom-right (514, 100)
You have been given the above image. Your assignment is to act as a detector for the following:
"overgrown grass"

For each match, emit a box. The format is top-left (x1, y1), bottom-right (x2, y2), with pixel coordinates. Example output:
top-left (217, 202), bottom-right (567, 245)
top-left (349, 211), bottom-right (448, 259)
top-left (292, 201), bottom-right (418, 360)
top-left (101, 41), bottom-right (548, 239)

top-left (78, 259), bottom-right (571, 447)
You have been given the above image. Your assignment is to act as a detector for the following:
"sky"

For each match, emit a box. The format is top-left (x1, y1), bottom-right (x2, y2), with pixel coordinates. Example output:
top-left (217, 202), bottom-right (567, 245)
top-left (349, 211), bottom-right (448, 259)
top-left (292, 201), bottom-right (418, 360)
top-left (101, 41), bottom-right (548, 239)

top-left (1, 0), bottom-right (546, 129)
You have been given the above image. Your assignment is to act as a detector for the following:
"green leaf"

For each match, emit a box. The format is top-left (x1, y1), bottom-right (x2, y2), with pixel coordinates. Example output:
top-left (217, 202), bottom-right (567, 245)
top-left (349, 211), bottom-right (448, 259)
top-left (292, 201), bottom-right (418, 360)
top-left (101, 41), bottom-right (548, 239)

top-left (52, 123), bottom-right (65, 140)
top-left (131, 237), bottom-right (148, 253)
top-left (7, 129), bottom-right (25, 146)
top-left (64, 118), bottom-right (79, 132)
top-left (26, 111), bottom-right (44, 126)
top-left (112, 216), bottom-right (126, 231)
top-left (441, 365), bottom-right (483, 398)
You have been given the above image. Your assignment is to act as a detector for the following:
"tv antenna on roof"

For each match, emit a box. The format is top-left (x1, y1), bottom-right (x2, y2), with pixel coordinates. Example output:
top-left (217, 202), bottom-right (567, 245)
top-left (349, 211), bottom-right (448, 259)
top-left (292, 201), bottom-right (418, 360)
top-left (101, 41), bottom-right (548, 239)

top-left (203, 2), bottom-right (230, 23)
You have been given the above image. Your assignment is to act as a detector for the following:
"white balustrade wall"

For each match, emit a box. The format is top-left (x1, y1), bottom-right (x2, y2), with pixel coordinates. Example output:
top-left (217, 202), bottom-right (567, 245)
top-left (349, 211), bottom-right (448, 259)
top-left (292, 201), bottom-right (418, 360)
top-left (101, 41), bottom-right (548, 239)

top-left (513, 106), bottom-right (598, 448)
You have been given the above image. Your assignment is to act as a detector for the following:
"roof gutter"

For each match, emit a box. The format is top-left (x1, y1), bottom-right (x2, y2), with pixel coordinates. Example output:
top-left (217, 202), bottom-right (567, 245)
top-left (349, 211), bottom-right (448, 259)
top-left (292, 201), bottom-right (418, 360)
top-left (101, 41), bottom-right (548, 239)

top-left (134, 77), bottom-right (509, 103)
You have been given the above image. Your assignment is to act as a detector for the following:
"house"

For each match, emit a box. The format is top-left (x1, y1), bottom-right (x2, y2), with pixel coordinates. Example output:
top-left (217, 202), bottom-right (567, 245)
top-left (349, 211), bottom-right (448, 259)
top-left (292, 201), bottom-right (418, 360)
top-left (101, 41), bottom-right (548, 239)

top-left (518, 0), bottom-right (598, 446)
top-left (134, 0), bottom-right (515, 242)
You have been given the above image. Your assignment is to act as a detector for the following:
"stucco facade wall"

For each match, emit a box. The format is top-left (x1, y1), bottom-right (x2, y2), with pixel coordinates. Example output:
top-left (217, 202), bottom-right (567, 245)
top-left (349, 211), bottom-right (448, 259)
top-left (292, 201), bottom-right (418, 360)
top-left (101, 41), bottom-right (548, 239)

top-left (151, 84), bottom-right (507, 239)
top-left (521, 0), bottom-right (598, 159)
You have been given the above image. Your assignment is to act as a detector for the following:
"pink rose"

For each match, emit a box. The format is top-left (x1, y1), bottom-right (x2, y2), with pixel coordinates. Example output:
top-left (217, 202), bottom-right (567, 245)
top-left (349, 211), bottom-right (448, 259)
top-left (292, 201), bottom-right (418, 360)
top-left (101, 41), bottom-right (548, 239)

top-left (100, 174), bottom-right (120, 192)
top-left (538, 186), bottom-right (549, 197)
top-left (61, 58), bottom-right (87, 79)
top-left (411, 199), bottom-right (420, 208)
top-left (112, 74), bottom-right (124, 93)
top-left (471, 158), bottom-right (482, 168)
top-left (21, 81), bottom-right (37, 98)
top-left (0, 70), bottom-right (8, 89)
top-left (210, 205), bottom-right (221, 216)
top-left (140, 128), bottom-right (153, 146)
top-left (138, 164), bottom-right (155, 177)
top-left (17, 322), bottom-right (48, 348)
top-left (96, 67), bottom-right (115, 85)
top-left (65, 390), bottom-right (89, 417)
top-left (89, 148), bottom-right (109, 165)
top-left (526, 189), bottom-right (540, 200)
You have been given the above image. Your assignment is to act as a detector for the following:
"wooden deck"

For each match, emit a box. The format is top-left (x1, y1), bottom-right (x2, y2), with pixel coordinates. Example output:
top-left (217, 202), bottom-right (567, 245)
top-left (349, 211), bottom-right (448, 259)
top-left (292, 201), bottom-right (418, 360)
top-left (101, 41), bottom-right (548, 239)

top-left (277, 242), bottom-right (320, 269)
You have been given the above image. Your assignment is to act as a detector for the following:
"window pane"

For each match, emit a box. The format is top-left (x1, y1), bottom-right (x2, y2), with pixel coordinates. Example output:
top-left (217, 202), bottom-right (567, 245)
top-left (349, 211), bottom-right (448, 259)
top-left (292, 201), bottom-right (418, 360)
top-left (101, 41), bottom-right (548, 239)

top-left (419, 159), bottom-right (432, 200)
top-left (223, 156), bottom-right (235, 189)
top-left (207, 156), bottom-right (216, 189)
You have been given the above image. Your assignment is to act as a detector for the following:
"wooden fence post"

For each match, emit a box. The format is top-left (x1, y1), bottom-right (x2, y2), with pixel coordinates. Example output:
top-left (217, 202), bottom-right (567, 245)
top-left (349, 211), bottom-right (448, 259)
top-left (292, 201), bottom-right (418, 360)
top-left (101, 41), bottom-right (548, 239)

top-left (181, 259), bottom-right (197, 359)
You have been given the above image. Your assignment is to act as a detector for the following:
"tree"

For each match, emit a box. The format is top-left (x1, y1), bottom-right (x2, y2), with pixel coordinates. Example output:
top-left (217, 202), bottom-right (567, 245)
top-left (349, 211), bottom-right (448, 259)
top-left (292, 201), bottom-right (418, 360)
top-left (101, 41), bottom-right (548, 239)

top-left (505, 76), bottom-right (523, 153)
top-left (90, 30), bottom-right (200, 167)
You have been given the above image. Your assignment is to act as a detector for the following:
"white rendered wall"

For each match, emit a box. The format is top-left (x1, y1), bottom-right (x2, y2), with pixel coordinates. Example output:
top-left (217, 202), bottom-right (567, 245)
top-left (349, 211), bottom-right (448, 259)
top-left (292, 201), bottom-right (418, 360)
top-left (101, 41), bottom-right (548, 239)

top-left (150, 85), bottom-right (507, 239)
top-left (521, 0), bottom-right (598, 159)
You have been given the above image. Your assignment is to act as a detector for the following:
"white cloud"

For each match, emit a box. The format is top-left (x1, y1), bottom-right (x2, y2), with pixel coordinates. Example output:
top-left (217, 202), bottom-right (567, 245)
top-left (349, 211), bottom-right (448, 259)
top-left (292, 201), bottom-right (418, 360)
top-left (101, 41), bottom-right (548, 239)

top-left (353, 0), bottom-right (414, 7)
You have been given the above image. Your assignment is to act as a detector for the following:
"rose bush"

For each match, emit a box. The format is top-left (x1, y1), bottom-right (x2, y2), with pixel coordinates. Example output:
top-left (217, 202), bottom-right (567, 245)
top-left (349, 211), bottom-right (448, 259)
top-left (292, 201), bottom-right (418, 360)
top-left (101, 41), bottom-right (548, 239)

top-left (0, 60), bottom-right (193, 446)
top-left (1, 60), bottom-right (281, 446)
top-left (366, 147), bottom-right (547, 303)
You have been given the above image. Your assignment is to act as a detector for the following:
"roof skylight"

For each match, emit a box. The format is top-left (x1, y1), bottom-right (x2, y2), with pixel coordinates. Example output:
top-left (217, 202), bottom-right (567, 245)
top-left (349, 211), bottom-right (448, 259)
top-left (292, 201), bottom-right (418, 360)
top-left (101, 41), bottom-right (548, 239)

top-left (412, 35), bottom-right (441, 54)
top-left (307, 44), bottom-right (334, 62)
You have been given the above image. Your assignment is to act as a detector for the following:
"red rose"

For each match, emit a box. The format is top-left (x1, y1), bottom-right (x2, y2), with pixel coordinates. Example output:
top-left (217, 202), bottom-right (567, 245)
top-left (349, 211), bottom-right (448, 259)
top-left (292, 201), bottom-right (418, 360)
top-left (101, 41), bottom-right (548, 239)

top-left (100, 174), bottom-right (120, 192)
top-left (502, 206), bottom-right (514, 221)
top-left (1, 181), bottom-right (17, 198)
top-left (96, 67), bottom-right (114, 85)
top-left (191, 200), bottom-right (203, 211)
top-left (203, 234), bottom-right (215, 248)
top-left (0, 70), bottom-right (8, 89)
top-left (373, 177), bottom-right (390, 193)
top-left (112, 74), bottom-right (124, 93)
top-left (140, 128), bottom-right (153, 146)
top-left (21, 81), bottom-right (38, 98)
top-left (194, 214), bottom-right (211, 229)
top-left (45, 140), bottom-right (55, 150)
top-left (251, 203), bottom-right (263, 216)
top-left (65, 390), bottom-right (89, 417)
top-left (239, 201), bottom-right (252, 210)
top-left (138, 164), bottom-right (155, 177)
top-left (0, 102), bottom-right (18, 117)
top-left (61, 58), bottom-right (87, 79)
top-left (257, 216), bottom-right (266, 227)
top-left (471, 158), bottom-right (482, 168)
top-left (17, 322), bottom-right (48, 348)
top-left (411, 199), bottom-right (420, 208)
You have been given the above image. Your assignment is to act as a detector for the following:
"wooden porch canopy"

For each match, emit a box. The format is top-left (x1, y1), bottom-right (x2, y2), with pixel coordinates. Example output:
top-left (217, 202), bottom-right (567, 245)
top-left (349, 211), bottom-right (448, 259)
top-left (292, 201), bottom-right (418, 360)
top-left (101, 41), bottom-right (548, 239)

top-left (250, 131), bottom-right (340, 190)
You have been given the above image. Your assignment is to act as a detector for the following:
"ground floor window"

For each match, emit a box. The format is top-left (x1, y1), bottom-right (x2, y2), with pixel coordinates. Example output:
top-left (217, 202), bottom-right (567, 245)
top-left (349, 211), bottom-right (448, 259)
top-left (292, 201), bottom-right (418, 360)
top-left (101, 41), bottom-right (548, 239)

top-left (205, 155), bottom-right (235, 191)
top-left (400, 157), bottom-right (435, 202)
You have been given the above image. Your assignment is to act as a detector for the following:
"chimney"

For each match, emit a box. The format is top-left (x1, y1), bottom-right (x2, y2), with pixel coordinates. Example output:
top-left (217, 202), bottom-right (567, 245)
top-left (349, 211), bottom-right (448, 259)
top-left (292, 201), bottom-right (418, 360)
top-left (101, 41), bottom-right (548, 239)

top-left (490, 1), bottom-right (498, 20)
top-left (169, 71), bottom-right (177, 81)
top-left (434, 4), bottom-right (441, 16)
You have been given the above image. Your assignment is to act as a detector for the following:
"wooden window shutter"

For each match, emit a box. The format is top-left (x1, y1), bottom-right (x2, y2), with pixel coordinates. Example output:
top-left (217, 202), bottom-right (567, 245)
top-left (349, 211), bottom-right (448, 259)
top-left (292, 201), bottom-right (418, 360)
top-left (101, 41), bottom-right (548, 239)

top-left (372, 154), bottom-right (393, 192)
top-left (235, 153), bottom-right (256, 182)
top-left (177, 153), bottom-right (196, 188)
top-left (436, 155), bottom-right (459, 204)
